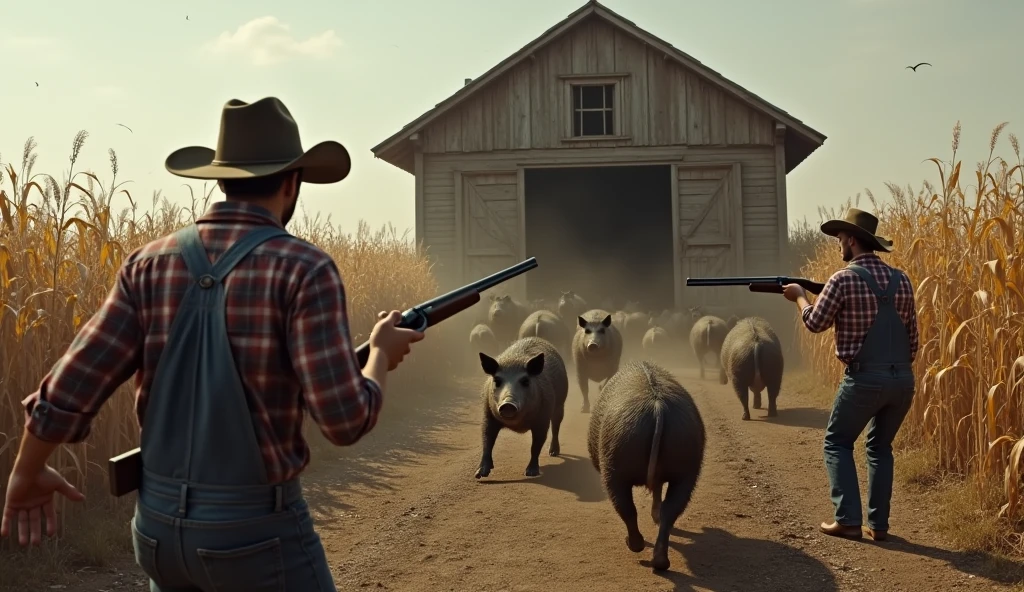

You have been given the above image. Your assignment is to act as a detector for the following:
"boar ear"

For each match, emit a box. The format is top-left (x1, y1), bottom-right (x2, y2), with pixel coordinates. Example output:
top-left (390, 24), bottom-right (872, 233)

top-left (601, 314), bottom-right (612, 327)
top-left (479, 352), bottom-right (499, 376)
top-left (577, 315), bottom-right (587, 328)
top-left (526, 353), bottom-right (544, 376)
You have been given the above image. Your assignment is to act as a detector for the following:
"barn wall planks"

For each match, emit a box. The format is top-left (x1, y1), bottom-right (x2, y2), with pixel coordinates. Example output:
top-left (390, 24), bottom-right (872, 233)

top-left (420, 16), bottom-right (775, 155)
top-left (420, 146), bottom-right (778, 291)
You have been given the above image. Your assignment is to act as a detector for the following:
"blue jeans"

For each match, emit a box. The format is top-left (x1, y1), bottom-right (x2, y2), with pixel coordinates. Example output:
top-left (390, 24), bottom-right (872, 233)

top-left (131, 474), bottom-right (336, 592)
top-left (823, 373), bottom-right (915, 531)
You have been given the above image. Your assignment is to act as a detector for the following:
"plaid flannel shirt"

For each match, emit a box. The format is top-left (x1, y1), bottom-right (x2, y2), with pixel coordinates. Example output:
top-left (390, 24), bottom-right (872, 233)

top-left (22, 201), bottom-right (383, 483)
top-left (800, 253), bottom-right (919, 365)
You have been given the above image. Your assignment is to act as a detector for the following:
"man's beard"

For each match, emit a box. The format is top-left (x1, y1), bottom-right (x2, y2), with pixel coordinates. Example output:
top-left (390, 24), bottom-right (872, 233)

top-left (841, 244), bottom-right (852, 262)
top-left (281, 190), bottom-right (299, 227)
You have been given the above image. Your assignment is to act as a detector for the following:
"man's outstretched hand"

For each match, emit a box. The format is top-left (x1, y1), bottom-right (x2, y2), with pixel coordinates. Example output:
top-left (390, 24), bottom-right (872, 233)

top-left (2, 464), bottom-right (85, 546)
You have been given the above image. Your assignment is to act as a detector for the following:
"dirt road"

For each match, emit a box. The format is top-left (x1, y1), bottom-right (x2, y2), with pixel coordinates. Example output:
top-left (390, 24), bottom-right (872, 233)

top-left (57, 362), bottom-right (1024, 591)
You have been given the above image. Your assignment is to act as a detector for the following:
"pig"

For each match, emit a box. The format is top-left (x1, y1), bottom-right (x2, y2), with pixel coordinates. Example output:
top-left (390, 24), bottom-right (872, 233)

top-left (720, 316), bottom-right (785, 420)
top-left (474, 337), bottom-right (569, 479)
top-left (469, 323), bottom-right (499, 357)
top-left (688, 315), bottom-right (735, 379)
top-left (518, 309), bottom-right (570, 356)
top-left (587, 360), bottom-right (706, 572)
top-left (571, 310), bottom-right (623, 414)
top-left (488, 294), bottom-right (530, 346)
top-left (621, 311), bottom-right (650, 352)
top-left (650, 310), bottom-right (690, 342)
top-left (642, 326), bottom-right (670, 361)
top-left (557, 290), bottom-right (588, 327)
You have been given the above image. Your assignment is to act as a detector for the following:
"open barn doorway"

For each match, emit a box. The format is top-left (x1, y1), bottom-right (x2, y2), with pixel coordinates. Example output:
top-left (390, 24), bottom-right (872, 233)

top-left (524, 164), bottom-right (675, 313)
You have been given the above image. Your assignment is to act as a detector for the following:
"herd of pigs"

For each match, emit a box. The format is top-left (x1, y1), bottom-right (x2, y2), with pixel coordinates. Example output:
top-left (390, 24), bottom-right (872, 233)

top-left (464, 290), bottom-right (786, 571)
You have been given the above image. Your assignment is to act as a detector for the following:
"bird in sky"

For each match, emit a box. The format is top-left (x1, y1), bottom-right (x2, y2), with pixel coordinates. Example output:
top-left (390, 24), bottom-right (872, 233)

top-left (906, 62), bottom-right (931, 71)
top-left (35, 82), bottom-right (38, 86)
top-left (116, 123), bottom-right (133, 133)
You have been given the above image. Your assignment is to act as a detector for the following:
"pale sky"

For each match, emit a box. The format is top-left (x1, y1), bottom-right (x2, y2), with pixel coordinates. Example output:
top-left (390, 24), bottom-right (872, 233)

top-left (3, 0), bottom-right (1021, 237)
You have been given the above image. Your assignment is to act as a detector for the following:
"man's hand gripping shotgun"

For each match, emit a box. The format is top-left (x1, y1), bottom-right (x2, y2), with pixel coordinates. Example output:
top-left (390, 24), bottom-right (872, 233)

top-left (685, 276), bottom-right (826, 295)
top-left (108, 257), bottom-right (539, 497)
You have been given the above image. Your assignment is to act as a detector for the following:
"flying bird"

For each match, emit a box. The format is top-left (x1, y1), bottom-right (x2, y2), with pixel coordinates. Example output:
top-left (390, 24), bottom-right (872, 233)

top-left (116, 123), bottom-right (133, 133)
top-left (35, 82), bottom-right (38, 86)
top-left (906, 62), bottom-right (931, 71)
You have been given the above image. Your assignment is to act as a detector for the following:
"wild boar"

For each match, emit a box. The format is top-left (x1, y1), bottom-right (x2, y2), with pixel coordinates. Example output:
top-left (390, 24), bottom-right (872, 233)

top-left (557, 290), bottom-right (588, 327)
top-left (475, 337), bottom-right (569, 479)
top-left (688, 315), bottom-right (734, 379)
top-left (488, 294), bottom-right (530, 346)
top-left (719, 316), bottom-right (785, 420)
top-left (469, 323), bottom-right (499, 357)
top-left (518, 309), bottom-right (570, 356)
top-left (571, 310), bottom-right (623, 413)
top-left (587, 360), bottom-right (706, 572)
top-left (642, 326), bottom-right (671, 361)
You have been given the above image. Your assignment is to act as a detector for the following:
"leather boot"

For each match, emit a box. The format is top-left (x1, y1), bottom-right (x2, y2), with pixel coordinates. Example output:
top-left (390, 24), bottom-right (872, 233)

top-left (865, 528), bottom-right (887, 541)
top-left (819, 521), bottom-right (862, 539)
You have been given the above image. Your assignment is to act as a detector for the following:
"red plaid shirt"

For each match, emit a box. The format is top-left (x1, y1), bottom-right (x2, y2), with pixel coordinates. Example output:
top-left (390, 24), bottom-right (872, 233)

top-left (22, 201), bottom-right (382, 483)
top-left (800, 253), bottom-right (919, 365)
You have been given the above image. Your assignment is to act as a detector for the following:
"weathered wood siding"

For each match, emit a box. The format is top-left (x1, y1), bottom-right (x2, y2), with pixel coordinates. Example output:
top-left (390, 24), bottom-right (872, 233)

top-left (420, 146), bottom-right (779, 293)
top-left (420, 16), bottom-right (775, 154)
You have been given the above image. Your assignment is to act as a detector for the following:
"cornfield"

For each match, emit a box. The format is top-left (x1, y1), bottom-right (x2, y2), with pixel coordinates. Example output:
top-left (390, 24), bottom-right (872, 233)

top-left (796, 121), bottom-right (1024, 542)
top-left (0, 131), bottom-right (449, 552)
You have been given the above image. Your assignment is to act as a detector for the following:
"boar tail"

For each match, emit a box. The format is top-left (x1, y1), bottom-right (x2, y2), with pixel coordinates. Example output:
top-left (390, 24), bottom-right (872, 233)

top-left (753, 340), bottom-right (761, 387)
top-left (646, 402), bottom-right (664, 491)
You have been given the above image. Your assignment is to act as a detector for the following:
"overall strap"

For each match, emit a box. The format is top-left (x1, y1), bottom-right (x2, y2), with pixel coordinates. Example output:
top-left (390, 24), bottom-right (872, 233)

top-left (140, 224), bottom-right (292, 509)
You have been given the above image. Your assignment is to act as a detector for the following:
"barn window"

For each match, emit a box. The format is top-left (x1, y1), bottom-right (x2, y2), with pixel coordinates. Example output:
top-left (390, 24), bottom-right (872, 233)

top-left (571, 83), bottom-right (615, 137)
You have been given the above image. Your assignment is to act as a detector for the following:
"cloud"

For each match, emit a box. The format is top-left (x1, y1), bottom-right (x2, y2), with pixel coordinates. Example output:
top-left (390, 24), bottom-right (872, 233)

top-left (204, 17), bottom-right (342, 66)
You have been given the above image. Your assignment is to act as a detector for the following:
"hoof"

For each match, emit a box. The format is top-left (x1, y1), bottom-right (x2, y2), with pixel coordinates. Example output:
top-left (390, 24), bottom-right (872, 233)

top-left (753, 401), bottom-right (762, 410)
top-left (651, 553), bottom-right (670, 571)
top-left (741, 412), bottom-right (750, 421)
top-left (626, 532), bottom-right (645, 553)
top-left (548, 445), bottom-right (560, 457)
top-left (524, 465), bottom-right (541, 477)
top-left (767, 408), bottom-right (778, 417)
top-left (580, 404), bottom-right (590, 413)
top-left (475, 464), bottom-right (492, 479)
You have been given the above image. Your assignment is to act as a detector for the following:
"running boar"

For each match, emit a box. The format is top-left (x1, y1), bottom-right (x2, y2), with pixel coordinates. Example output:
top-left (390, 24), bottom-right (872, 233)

top-left (642, 326), bottom-right (670, 361)
top-left (469, 323), bottom-right (499, 357)
top-left (688, 315), bottom-right (734, 379)
top-left (621, 311), bottom-right (650, 353)
top-left (475, 337), bottom-right (569, 479)
top-left (557, 291), bottom-right (588, 327)
top-left (587, 360), bottom-right (706, 572)
top-left (720, 316), bottom-right (784, 420)
top-left (571, 310), bottom-right (623, 413)
top-left (488, 294), bottom-right (530, 346)
top-left (518, 309), bottom-right (570, 356)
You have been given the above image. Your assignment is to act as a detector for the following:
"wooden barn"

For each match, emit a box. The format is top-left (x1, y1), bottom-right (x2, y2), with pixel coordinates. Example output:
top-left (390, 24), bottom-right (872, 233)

top-left (371, 0), bottom-right (826, 313)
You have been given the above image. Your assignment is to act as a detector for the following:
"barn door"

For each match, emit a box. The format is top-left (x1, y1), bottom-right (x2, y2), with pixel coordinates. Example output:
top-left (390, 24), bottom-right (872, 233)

top-left (674, 163), bottom-right (744, 308)
top-left (455, 171), bottom-right (526, 299)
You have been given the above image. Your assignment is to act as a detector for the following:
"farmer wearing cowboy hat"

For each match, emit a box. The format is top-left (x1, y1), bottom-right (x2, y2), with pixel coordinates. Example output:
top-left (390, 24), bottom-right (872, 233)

top-left (782, 207), bottom-right (919, 542)
top-left (2, 97), bottom-right (424, 590)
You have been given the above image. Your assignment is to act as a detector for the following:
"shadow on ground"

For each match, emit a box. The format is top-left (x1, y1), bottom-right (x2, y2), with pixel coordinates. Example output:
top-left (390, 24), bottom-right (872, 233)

top-left (757, 406), bottom-right (830, 429)
top-left (301, 375), bottom-right (479, 530)
top-left (864, 534), bottom-right (1024, 586)
top-left (643, 526), bottom-right (839, 591)
top-left (475, 452), bottom-right (607, 503)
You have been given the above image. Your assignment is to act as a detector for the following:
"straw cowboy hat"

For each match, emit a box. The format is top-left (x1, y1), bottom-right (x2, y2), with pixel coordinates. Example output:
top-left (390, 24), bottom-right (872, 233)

top-left (165, 97), bottom-right (351, 183)
top-left (820, 208), bottom-right (894, 253)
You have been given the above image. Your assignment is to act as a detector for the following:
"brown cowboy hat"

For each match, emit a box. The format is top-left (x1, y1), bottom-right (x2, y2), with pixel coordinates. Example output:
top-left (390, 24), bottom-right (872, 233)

top-left (820, 207), bottom-right (894, 252)
top-left (165, 97), bottom-right (351, 184)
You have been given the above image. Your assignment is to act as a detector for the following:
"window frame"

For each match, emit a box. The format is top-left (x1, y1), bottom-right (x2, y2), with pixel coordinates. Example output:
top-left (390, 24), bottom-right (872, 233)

top-left (559, 73), bottom-right (630, 142)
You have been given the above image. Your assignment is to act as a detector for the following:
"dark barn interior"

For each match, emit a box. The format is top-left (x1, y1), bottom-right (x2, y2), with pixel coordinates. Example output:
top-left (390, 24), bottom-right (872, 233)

top-left (524, 165), bottom-right (675, 312)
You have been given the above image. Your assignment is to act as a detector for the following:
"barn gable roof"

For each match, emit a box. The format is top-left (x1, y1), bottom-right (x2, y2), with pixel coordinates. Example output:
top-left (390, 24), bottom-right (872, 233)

top-left (371, 0), bottom-right (826, 173)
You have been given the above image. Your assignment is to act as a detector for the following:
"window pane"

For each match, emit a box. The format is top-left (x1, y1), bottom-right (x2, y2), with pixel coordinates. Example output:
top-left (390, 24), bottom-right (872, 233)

top-left (573, 109), bottom-right (582, 136)
top-left (572, 85), bottom-right (582, 110)
top-left (581, 85), bottom-right (604, 109)
top-left (581, 110), bottom-right (604, 135)
top-left (604, 84), bottom-right (614, 108)
top-left (604, 110), bottom-right (614, 135)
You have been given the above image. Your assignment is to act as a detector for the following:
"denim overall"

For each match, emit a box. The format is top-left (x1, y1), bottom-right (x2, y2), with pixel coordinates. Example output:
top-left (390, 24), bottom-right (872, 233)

top-left (822, 264), bottom-right (916, 532)
top-left (129, 224), bottom-right (336, 591)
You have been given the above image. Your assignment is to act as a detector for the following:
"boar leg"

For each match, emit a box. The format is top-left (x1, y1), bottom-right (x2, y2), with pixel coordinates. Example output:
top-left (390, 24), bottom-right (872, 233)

top-left (605, 473), bottom-right (644, 553)
top-left (767, 383), bottom-right (780, 417)
top-left (525, 414), bottom-right (550, 477)
top-left (577, 367), bottom-right (590, 414)
top-left (733, 383), bottom-right (751, 421)
top-left (548, 401), bottom-right (564, 457)
top-left (650, 482), bottom-right (664, 525)
top-left (475, 412), bottom-right (503, 479)
top-left (652, 474), bottom-right (698, 572)
top-left (697, 351), bottom-right (706, 380)
top-left (752, 389), bottom-right (762, 410)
